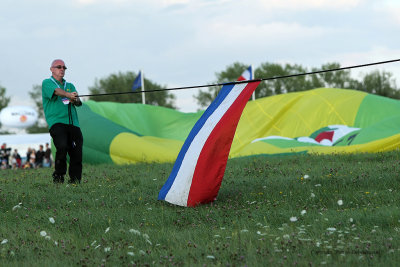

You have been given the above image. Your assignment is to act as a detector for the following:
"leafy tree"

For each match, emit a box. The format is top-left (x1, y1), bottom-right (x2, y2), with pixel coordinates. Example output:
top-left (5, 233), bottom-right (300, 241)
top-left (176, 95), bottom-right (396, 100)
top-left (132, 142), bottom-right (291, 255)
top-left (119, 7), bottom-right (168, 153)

top-left (0, 84), bottom-right (10, 111)
top-left (311, 63), bottom-right (355, 89)
top-left (257, 63), bottom-right (313, 95)
top-left (0, 84), bottom-right (11, 132)
top-left (88, 71), bottom-right (176, 108)
top-left (28, 85), bottom-right (45, 121)
top-left (354, 70), bottom-right (399, 98)
top-left (194, 62), bottom-right (248, 108)
top-left (26, 84), bottom-right (48, 133)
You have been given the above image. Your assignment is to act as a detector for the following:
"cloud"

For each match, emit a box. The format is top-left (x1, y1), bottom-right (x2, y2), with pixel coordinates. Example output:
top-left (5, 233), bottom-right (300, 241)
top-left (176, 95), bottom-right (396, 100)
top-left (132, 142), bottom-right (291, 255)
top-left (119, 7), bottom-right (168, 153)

top-left (257, 0), bottom-right (363, 10)
top-left (73, 0), bottom-right (190, 7)
top-left (76, 0), bottom-right (96, 4)
top-left (201, 21), bottom-right (327, 44)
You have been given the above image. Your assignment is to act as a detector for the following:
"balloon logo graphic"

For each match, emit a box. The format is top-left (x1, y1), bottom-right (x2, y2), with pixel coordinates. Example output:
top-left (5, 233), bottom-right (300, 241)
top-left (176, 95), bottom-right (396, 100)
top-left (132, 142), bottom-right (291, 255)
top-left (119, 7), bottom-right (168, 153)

top-left (20, 115), bottom-right (27, 123)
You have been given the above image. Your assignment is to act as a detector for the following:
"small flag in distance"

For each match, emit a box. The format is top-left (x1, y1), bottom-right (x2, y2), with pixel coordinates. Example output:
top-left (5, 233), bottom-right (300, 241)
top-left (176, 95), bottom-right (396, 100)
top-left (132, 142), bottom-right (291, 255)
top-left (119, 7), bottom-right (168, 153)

top-left (132, 71), bottom-right (142, 91)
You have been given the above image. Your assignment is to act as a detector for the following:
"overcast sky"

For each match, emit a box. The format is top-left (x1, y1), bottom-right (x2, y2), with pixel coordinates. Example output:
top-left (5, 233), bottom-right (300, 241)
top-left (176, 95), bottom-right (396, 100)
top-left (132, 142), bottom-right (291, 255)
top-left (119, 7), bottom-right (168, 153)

top-left (1, 0), bottom-right (399, 112)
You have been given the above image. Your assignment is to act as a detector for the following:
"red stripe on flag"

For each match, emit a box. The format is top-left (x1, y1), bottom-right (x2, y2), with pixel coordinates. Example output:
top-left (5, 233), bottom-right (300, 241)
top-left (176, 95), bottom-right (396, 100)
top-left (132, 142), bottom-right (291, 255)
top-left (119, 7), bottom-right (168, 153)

top-left (187, 82), bottom-right (260, 206)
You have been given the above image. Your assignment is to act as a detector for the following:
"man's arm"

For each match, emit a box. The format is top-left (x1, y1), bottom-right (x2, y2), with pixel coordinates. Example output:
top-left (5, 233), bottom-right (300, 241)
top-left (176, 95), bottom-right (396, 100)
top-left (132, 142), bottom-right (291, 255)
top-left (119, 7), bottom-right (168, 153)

top-left (53, 88), bottom-right (81, 106)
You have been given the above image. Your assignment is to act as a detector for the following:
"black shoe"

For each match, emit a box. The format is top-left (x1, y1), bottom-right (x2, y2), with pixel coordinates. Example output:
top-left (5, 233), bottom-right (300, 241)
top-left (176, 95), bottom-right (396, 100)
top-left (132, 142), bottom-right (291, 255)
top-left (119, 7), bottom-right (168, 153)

top-left (53, 173), bottom-right (64, 184)
top-left (68, 177), bottom-right (81, 184)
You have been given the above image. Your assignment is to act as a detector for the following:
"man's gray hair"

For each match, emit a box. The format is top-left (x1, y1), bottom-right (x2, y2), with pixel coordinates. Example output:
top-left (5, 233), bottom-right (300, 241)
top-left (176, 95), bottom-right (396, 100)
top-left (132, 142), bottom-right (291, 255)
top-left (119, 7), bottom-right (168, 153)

top-left (51, 59), bottom-right (64, 67)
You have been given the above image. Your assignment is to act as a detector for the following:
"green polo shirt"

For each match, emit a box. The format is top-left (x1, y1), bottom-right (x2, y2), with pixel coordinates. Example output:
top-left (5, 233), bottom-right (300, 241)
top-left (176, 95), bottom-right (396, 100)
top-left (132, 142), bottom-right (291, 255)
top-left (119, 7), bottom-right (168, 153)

top-left (42, 76), bottom-right (80, 129)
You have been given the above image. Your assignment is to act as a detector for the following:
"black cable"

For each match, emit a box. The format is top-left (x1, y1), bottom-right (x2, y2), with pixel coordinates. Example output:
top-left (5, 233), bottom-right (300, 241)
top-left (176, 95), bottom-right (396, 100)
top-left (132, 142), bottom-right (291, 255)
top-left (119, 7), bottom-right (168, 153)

top-left (78, 58), bottom-right (400, 97)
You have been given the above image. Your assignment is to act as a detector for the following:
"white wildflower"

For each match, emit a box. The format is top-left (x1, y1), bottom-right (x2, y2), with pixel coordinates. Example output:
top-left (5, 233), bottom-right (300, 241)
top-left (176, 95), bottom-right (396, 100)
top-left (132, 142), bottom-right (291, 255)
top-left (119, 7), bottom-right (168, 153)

top-left (45, 236), bottom-right (51, 240)
top-left (327, 227), bottom-right (336, 232)
top-left (304, 174), bottom-right (309, 179)
top-left (142, 234), bottom-right (149, 240)
top-left (283, 234), bottom-right (290, 239)
top-left (129, 229), bottom-right (141, 235)
top-left (105, 227), bottom-right (110, 233)
top-left (301, 210), bottom-right (307, 216)
top-left (314, 184), bottom-right (321, 187)
top-left (139, 250), bottom-right (146, 255)
top-left (337, 199), bottom-right (343, 206)
top-left (12, 203), bottom-right (22, 211)
top-left (40, 231), bottom-right (47, 237)
top-left (54, 241), bottom-right (58, 246)
top-left (1, 239), bottom-right (8, 245)
top-left (349, 218), bottom-right (353, 223)
top-left (104, 247), bottom-right (111, 252)
top-left (206, 255), bottom-right (215, 259)
top-left (311, 192), bottom-right (315, 198)
top-left (290, 217), bottom-right (298, 222)
top-left (127, 251), bottom-right (135, 256)
top-left (49, 217), bottom-right (55, 224)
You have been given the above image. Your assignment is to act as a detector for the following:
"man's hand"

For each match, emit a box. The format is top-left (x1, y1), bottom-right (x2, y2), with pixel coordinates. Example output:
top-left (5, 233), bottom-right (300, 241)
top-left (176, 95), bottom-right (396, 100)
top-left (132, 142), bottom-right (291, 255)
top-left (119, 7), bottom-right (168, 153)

top-left (68, 92), bottom-right (78, 101)
top-left (69, 92), bottom-right (82, 106)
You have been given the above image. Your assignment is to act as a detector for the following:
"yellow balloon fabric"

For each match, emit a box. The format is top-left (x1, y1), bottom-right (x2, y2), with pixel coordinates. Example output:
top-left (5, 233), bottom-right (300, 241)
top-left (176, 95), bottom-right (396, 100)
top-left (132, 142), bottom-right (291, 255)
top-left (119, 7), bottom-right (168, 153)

top-left (78, 88), bottom-right (400, 165)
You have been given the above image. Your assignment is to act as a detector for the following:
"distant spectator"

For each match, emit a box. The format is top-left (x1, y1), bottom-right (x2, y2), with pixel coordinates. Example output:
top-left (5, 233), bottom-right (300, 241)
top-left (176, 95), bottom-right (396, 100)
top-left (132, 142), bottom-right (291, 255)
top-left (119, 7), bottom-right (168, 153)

top-left (44, 143), bottom-right (52, 167)
top-left (29, 149), bottom-right (36, 168)
top-left (0, 143), bottom-right (11, 168)
top-left (23, 161), bottom-right (31, 169)
top-left (26, 148), bottom-right (32, 165)
top-left (1, 160), bottom-right (8, 170)
top-left (35, 145), bottom-right (45, 168)
top-left (11, 149), bottom-right (21, 169)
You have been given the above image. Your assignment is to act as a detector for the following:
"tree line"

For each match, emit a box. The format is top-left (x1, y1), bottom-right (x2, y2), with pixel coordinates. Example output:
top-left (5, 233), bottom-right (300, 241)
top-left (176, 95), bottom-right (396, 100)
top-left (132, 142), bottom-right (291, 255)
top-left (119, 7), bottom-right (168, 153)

top-left (0, 61), bottom-right (398, 133)
top-left (195, 62), bottom-right (400, 108)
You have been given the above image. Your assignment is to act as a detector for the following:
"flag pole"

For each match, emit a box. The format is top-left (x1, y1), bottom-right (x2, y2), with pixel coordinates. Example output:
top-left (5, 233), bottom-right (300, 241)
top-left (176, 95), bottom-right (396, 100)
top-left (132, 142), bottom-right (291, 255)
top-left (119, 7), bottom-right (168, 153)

top-left (141, 69), bottom-right (145, 104)
top-left (251, 64), bottom-right (256, 101)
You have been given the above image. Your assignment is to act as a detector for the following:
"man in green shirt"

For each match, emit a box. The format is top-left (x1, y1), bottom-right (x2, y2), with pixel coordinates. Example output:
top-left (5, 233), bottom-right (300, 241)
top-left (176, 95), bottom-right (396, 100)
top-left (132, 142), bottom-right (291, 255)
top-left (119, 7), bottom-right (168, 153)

top-left (42, 59), bottom-right (83, 184)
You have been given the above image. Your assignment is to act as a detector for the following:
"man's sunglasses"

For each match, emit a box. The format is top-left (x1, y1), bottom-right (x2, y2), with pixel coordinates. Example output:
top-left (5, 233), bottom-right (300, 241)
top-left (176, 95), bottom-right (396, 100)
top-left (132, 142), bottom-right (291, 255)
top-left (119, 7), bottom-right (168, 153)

top-left (52, 65), bottom-right (67, 70)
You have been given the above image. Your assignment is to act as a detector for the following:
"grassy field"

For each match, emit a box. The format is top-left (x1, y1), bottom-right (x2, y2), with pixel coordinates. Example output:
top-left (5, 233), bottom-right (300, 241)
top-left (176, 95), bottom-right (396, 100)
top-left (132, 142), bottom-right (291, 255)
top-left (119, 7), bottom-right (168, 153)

top-left (0, 152), bottom-right (400, 266)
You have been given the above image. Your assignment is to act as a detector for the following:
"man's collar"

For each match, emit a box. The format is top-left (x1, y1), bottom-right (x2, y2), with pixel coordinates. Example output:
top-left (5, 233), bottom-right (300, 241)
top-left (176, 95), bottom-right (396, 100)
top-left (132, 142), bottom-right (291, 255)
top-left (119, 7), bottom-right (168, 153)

top-left (51, 76), bottom-right (65, 84)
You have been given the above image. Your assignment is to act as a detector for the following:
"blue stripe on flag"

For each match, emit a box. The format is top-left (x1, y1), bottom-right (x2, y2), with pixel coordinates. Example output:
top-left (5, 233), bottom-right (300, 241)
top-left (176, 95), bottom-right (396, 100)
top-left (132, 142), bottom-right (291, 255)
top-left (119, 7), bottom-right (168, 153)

top-left (247, 66), bottom-right (252, 80)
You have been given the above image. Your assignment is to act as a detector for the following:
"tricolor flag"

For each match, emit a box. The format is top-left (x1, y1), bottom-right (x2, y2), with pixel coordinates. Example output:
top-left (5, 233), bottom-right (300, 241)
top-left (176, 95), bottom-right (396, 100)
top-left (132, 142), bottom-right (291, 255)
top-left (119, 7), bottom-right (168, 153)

top-left (132, 71), bottom-right (142, 91)
top-left (158, 80), bottom-right (261, 207)
top-left (237, 65), bottom-right (252, 81)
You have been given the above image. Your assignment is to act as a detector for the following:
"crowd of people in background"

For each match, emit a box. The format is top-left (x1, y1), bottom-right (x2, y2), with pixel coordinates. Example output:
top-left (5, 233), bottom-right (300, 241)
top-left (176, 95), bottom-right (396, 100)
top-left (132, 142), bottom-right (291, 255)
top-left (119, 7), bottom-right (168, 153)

top-left (0, 142), bottom-right (52, 169)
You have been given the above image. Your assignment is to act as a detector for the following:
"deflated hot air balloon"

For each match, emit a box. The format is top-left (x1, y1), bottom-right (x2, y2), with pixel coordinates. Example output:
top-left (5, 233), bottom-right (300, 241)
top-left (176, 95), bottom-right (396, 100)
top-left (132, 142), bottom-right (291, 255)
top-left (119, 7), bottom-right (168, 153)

top-left (77, 88), bottom-right (400, 164)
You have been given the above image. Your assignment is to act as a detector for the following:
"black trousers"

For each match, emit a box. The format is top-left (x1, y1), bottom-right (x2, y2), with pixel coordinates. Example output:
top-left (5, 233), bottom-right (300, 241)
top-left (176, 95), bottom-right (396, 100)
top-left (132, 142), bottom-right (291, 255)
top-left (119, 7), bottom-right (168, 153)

top-left (49, 123), bottom-right (83, 180)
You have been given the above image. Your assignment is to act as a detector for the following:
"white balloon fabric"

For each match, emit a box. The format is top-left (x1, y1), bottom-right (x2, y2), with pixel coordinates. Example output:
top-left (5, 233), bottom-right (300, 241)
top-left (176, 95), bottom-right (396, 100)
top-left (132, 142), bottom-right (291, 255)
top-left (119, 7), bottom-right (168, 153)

top-left (0, 106), bottom-right (38, 128)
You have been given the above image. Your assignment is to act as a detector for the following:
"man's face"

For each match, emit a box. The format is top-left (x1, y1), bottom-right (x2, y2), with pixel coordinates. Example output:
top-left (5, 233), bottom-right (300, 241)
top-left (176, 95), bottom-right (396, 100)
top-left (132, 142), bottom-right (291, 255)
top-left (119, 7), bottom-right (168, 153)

top-left (50, 60), bottom-right (67, 80)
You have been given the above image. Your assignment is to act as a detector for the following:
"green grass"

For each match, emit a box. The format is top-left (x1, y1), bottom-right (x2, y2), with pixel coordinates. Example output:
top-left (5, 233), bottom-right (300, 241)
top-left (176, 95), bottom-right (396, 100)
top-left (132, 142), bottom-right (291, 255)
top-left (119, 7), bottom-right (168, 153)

top-left (1, 152), bottom-right (400, 266)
